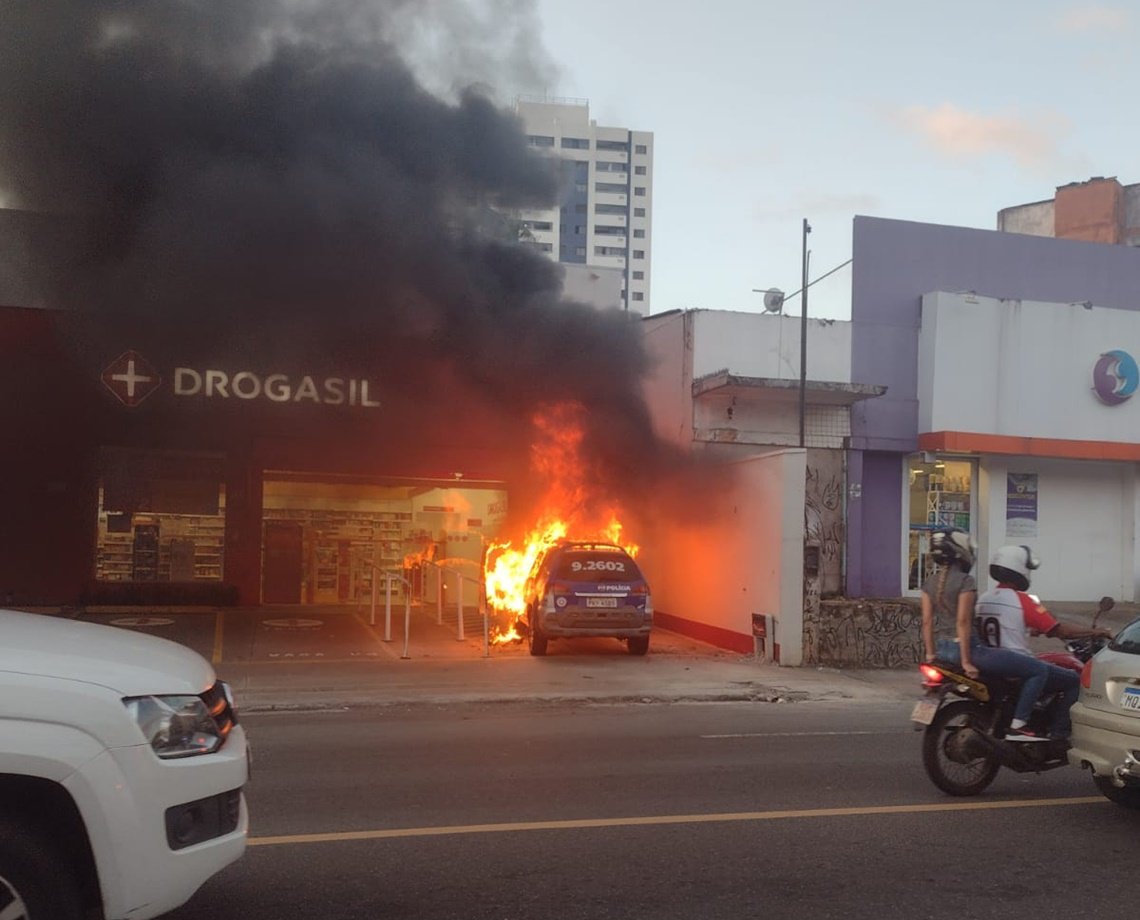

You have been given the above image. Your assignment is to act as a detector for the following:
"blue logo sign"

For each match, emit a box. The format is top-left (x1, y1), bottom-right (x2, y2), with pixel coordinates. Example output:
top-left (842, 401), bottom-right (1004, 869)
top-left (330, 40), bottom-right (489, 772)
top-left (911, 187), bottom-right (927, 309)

top-left (1092, 349), bottom-right (1139, 406)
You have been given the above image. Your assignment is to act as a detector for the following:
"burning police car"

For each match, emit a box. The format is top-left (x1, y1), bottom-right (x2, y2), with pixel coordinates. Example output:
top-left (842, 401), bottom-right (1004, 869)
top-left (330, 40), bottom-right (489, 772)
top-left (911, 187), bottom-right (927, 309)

top-left (521, 541), bottom-right (653, 656)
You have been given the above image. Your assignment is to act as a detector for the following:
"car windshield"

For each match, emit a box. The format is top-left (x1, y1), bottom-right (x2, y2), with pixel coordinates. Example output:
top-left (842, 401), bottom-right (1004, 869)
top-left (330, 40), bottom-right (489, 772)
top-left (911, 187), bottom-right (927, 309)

top-left (1109, 619), bottom-right (1140, 655)
top-left (553, 551), bottom-right (643, 582)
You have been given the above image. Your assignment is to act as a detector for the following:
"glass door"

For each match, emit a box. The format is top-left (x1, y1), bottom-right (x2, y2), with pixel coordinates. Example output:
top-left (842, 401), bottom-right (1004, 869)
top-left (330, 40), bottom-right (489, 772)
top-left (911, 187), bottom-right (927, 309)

top-left (906, 457), bottom-right (975, 592)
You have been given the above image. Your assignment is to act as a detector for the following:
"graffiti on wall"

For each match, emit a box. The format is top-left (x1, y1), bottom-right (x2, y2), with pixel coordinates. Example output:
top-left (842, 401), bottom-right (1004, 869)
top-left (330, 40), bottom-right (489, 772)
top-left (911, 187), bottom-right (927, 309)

top-left (805, 453), bottom-right (844, 596)
top-left (803, 599), bottom-right (923, 669)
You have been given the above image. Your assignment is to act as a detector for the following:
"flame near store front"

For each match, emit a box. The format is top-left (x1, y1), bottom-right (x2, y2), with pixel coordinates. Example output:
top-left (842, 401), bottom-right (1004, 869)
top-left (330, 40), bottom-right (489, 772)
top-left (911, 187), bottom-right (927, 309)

top-left (484, 402), bottom-right (640, 643)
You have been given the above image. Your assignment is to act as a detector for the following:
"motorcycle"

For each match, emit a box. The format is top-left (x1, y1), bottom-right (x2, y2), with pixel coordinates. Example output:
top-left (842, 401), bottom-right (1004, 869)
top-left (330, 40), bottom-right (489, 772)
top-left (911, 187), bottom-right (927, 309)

top-left (912, 596), bottom-right (1115, 796)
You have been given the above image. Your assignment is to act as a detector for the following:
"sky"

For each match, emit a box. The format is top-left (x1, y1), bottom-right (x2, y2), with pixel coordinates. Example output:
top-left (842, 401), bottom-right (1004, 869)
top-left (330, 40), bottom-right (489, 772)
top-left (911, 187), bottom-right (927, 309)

top-left (517, 0), bottom-right (1134, 319)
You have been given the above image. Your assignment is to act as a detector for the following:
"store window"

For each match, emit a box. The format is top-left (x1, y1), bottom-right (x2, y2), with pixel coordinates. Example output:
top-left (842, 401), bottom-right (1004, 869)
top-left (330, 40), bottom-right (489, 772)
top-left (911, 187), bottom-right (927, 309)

top-left (906, 456), bottom-right (974, 592)
top-left (95, 448), bottom-right (226, 583)
top-left (261, 477), bottom-right (508, 605)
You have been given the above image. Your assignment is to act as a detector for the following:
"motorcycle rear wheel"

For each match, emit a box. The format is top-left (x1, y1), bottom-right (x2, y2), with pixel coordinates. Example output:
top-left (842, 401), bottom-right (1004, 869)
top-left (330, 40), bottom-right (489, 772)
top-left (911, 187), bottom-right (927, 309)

top-left (922, 700), bottom-right (1001, 796)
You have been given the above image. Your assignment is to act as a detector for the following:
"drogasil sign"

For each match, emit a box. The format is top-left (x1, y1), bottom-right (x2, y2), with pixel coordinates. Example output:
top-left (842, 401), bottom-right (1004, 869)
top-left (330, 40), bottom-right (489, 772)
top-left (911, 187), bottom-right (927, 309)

top-left (101, 351), bottom-right (380, 409)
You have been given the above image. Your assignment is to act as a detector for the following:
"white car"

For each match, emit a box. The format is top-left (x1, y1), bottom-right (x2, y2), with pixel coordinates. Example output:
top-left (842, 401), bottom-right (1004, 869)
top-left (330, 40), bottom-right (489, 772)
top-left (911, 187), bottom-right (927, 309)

top-left (0, 609), bottom-right (249, 919)
top-left (1068, 616), bottom-right (1140, 808)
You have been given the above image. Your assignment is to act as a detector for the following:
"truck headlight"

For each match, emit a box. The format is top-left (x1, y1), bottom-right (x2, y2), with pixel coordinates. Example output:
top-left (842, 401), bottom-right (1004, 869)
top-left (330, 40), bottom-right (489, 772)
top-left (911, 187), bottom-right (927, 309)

top-left (124, 695), bottom-right (223, 759)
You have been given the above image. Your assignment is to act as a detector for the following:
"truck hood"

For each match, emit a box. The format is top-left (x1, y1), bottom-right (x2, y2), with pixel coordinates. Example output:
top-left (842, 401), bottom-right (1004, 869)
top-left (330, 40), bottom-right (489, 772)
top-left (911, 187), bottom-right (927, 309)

top-left (0, 609), bottom-right (216, 696)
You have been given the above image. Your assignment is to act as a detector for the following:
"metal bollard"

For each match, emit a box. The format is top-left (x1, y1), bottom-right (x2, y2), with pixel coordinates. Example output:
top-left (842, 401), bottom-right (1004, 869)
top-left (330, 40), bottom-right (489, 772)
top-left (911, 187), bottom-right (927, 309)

top-left (455, 570), bottom-right (464, 640)
top-left (402, 590), bottom-right (411, 659)
top-left (481, 590), bottom-right (489, 658)
top-left (384, 573), bottom-right (393, 642)
top-left (436, 565), bottom-right (443, 625)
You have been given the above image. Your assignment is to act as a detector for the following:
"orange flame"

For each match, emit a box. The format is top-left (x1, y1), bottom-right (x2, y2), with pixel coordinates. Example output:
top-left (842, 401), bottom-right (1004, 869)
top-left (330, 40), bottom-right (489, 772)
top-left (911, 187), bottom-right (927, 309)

top-left (484, 402), bottom-right (639, 643)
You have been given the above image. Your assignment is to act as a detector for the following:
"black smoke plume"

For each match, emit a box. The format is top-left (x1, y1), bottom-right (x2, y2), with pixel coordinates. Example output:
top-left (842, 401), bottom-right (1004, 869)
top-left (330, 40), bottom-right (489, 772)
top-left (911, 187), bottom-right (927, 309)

top-left (0, 0), bottom-right (722, 526)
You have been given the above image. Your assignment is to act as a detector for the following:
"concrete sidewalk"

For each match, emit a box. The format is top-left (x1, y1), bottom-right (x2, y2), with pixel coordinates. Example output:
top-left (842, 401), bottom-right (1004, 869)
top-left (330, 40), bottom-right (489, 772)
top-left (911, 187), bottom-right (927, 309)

top-left (210, 608), bottom-right (923, 711)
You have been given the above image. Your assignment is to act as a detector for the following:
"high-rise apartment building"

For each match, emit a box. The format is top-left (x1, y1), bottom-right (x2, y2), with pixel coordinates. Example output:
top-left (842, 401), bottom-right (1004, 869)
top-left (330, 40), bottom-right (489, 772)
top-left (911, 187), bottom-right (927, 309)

top-left (514, 97), bottom-right (653, 315)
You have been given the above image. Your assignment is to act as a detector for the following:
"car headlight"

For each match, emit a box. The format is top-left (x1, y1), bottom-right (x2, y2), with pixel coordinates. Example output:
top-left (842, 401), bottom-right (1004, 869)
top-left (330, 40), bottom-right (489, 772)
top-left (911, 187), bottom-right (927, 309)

top-left (124, 695), bottom-right (223, 759)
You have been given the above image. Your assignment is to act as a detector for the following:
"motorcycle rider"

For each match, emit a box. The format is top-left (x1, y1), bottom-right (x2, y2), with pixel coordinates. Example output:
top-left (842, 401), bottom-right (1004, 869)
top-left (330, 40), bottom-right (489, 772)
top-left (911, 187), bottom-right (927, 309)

top-left (920, 527), bottom-right (978, 674)
top-left (973, 545), bottom-right (1113, 742)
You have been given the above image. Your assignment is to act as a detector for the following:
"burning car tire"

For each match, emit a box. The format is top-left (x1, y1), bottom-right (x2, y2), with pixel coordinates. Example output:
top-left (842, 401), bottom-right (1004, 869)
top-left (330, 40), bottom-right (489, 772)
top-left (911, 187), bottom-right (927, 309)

top-left (627, 636), bottom-right (649, 656)
top-left (527, 613), bottom-right (548, 657)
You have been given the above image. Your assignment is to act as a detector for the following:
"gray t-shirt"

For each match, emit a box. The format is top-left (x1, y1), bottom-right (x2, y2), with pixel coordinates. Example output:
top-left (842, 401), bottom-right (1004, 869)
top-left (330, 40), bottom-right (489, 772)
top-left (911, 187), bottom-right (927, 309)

top-left (921, 568), bottom-right (977, 640)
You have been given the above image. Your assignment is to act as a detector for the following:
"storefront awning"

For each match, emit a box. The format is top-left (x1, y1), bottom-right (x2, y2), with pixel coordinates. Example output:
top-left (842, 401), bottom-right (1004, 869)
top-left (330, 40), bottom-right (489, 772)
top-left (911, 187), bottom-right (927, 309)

top-left (692, 373), bottom-right (886, 406)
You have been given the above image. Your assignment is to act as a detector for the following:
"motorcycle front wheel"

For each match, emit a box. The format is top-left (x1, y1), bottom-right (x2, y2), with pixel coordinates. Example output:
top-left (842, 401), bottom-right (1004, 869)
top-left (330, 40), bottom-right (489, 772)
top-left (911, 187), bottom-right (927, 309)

top-left (922, 699), bottom-right (1001, 796)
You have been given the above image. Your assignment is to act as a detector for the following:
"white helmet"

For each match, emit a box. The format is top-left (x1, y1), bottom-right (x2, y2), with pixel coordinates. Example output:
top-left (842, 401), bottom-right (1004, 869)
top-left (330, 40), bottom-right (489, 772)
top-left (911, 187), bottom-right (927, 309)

top-left (989, 544), bottom-right (1040, 591)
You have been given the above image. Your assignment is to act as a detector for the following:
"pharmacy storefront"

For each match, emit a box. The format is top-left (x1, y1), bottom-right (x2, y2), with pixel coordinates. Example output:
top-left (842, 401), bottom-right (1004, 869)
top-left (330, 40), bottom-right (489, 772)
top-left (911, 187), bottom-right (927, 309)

top-left (849, 216), bottom-right (1140, 602)
top-left (1, 307), bottom-right (524, 606)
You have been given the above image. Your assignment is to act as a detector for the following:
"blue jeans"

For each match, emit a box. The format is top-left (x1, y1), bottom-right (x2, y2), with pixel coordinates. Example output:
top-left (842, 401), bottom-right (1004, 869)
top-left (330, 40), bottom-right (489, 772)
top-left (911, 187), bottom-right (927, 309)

top-left (1041, 663), bottom-right (1080, 739)
top-left (935, 638), bottom-right (961, 665)
top-left (969, 640), bottom-right (1050, 725)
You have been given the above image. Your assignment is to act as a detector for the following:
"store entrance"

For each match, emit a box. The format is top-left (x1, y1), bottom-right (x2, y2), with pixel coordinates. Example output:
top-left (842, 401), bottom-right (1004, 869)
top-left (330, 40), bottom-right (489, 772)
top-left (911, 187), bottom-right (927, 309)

top-left (263, 522), bottom-right (304, 604)
top-left (260, 473), bottom-right (508, 606)
top-left (906, 456), bottom-right (975, 592)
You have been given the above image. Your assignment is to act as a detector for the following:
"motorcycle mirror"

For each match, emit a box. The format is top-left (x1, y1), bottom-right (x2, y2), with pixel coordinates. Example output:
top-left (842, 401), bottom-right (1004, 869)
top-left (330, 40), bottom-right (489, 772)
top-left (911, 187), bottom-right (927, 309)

top-left (1099, 596), bottom-right (1115, 613)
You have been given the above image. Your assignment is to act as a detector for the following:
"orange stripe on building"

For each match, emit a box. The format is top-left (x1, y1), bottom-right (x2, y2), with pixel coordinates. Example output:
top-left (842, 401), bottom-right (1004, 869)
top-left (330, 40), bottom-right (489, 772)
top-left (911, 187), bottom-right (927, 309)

top-left (918, 431), bottom-right (1140, 461)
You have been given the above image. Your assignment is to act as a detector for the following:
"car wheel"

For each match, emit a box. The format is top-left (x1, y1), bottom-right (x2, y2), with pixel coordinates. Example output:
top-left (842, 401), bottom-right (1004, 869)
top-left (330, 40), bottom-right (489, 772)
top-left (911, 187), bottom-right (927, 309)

top-left (1093, 775), bottom-right (1140, 809)
top-left (527, 613), bottom-right (547, 657)
top-left (627, 635), bottom-right (650, 656)
top-left (0, 819), bottom-right (85, 920)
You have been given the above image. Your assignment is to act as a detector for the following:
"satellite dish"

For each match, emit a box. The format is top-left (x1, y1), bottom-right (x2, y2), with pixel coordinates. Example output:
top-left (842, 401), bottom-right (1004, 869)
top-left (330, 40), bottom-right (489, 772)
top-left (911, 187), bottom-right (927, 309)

top-left (762, 289), bottom-right (785, 313)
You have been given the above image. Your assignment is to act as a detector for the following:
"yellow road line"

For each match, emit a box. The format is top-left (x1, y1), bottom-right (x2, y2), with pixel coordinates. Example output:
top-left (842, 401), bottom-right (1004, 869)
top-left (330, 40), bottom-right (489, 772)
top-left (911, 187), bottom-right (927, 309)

top-left (248, 796), bottom-right (1104, 847)
top-left (212, 610), bottom-right (225, 665)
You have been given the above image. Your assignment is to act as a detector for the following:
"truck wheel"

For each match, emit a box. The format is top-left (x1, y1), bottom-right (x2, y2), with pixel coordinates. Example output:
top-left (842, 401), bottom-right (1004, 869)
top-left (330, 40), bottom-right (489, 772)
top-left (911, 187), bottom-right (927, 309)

top-left (1094, 775), bottom-right (1140, 809)
top-left (627, 636), bottom-right (650, 656)
top-left (0, 820), bottom-right (85, 920)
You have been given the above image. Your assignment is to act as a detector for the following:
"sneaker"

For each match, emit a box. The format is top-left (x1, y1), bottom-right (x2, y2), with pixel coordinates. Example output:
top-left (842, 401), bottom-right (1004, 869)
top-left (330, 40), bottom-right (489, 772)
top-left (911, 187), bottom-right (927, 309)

top-left (1005, 726), bottom-right (1048, 742)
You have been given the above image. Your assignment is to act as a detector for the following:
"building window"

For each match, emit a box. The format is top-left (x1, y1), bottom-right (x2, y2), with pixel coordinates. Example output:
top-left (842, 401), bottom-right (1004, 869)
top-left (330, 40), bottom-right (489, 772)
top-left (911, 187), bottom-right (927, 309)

top-left (634, 208), bottom-right (646, 217)
top-left (561, 137), bottom-right (590, 149)
top-left (575, 204), bottom-right (587, 214)
top-left (575, 183), bottom-right (587, 193)
top-left (596, 139), bottom-right (630, 152)
top-left (632, 292), bottom-right (644, 301)
top-left (633, 250), bottom-right (644, 259)
top-left (633, 271), bottom-right (644, 280)
top-left (527, 135), bottom-right (555, 147)
top-left (635, 165), bottom-right (647, 175)
top-left (595, 204), bottom-right (627, 215)
top-left (576, 247), bottom-right (586, 257)
top-left (633, 229), bottom-right (645, 238)
top-left (594, 246), bottom-right (626, 257)
top-left (634, 187), bottom-right (646, 197)
top-left (594, 225), bottom-right (625, 236)
top-left (523, 220), bottom-right (553, 231)
top-left (635, 144), bottom-right (647, 154)
top-left (595, 182), bottom-right (627, 194)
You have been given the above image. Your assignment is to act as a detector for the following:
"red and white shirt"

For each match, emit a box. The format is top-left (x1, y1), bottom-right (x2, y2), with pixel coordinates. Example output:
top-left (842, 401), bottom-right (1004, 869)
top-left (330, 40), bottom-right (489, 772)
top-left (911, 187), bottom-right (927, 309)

top-left (974, 585), bottom-right (1059, 655)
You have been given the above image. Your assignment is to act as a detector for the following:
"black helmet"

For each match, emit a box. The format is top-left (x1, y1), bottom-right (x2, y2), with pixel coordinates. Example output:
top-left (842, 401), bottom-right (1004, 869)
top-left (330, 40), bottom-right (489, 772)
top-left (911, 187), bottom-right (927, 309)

top-left (930, 527), bottom-right (976, 573)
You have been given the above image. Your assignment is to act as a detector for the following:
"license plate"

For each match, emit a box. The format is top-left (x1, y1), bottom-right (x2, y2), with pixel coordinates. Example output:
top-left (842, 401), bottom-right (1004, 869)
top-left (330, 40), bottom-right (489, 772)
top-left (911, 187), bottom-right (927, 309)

top-left (1122, 688), bottom-right (1140, 711)
top-left (911, 699), bottom-right (938, 725)
top-left (586, 597), bottom-right (618, 608)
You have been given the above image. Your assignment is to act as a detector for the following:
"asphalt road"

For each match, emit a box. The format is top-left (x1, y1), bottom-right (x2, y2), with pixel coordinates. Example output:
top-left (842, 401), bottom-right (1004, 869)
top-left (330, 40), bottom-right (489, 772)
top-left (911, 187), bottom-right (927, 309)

top-left (164, 698), bottom-right (1134, 920)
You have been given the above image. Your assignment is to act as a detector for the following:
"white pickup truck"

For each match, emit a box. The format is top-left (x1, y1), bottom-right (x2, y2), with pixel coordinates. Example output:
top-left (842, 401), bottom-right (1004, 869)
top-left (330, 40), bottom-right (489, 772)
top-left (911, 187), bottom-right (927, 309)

top-left (0, 609), bottom-right (249, 919)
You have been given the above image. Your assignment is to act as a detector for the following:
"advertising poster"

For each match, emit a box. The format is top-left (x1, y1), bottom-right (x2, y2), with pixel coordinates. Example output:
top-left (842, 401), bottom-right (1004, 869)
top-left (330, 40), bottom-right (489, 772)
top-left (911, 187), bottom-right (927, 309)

top-left (1006, 473), bottom-right (1038, 537)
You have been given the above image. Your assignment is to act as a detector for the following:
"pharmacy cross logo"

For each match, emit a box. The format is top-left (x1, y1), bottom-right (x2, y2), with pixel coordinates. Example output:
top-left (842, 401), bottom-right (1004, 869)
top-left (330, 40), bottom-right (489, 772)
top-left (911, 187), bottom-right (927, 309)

top-left (101, 350), bottom-right (162, 407)
top-left (1092, 349), bottom-right (1139, 406)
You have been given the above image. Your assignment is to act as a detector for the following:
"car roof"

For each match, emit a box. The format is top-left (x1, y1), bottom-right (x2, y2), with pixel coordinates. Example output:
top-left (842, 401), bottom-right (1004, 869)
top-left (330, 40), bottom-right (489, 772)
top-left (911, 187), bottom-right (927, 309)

top-left (552, 541), bottom-right (628, 553)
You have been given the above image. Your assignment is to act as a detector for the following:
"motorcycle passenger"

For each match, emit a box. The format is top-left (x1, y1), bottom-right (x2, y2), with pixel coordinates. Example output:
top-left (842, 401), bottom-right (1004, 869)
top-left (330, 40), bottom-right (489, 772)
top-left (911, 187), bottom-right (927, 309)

top-left (920, 527), bottom-right (978, 676)
top-left (973, 545), bottom-right (1113, 742)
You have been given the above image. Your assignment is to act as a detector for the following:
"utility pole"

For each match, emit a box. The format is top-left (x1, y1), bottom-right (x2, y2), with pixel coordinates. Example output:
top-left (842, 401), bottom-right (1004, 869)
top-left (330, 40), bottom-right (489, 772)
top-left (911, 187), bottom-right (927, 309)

top-left (799, 218), bottom-right (812, 448)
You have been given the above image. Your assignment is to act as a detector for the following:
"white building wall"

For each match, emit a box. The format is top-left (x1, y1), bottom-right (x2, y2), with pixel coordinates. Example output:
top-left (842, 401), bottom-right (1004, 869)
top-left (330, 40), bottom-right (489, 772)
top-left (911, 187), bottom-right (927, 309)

top-left (691, 310), bottom-right (852, 383)
top-left (920, 290), bottom-right (1140, 601)
top-left (636, 449), bottom-right (806, 664)
top-left (920, 291), bottom-right (1140, 442)
top-left (996, 200), bottom-right (1054, 236)
top-left (978, 456), bottom-right (1134, 602)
